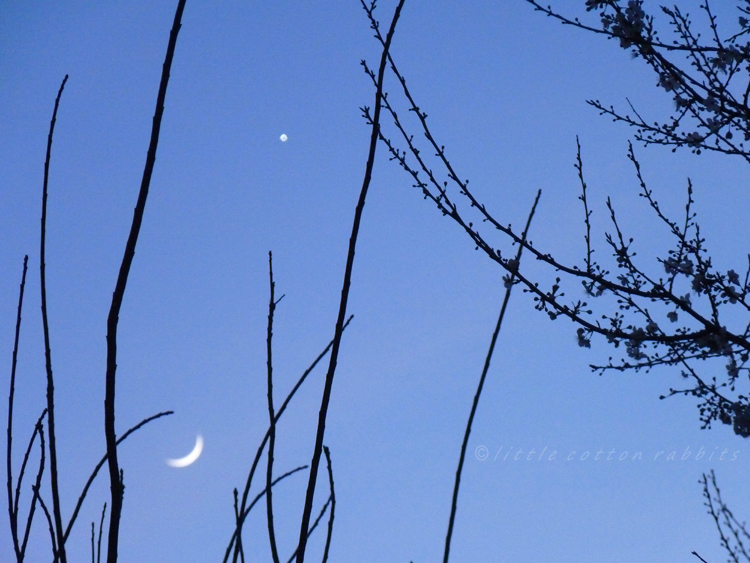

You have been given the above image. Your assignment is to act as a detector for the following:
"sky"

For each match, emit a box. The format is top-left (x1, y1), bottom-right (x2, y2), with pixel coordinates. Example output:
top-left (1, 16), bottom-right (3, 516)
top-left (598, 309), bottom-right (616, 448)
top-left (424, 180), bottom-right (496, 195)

top-left (2, 1), bottom-right (750, 562)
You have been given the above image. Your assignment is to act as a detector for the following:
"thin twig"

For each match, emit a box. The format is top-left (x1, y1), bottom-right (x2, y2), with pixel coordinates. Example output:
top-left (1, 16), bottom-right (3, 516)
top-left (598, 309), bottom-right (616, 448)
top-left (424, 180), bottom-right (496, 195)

top-left (40, 74), bottom-right (69, 563)
top-left (265, 252), bottom-right (282, 563)
top-left (229, 316), bottom-right (353, 563)
top-left (34, 484), bottom-right (57, 562)
top-left (286, 495), bottom-right (332, 563)
top-left (103, 3), bottom-right (187, 561)
top-left (14, 410), bottom-right (47, 519)
top-left (295, 2), bottom-right (406, 560)
top-left (20, 410), bottom-right (47, 560)
top-left (7, 255), bottom-right (29, 562)
top-left (222, 465), bottom-right (308, 563)
top-left (321, 446), bottom-right (335, 563)
top-left (443, 190), bottom-right (541, 563)
top-left (96, 504), bottom-right (106, 563)
top-left (64, 410), bottom-right (173, 543)
top-left (232, 490), bottom-right (245, 563)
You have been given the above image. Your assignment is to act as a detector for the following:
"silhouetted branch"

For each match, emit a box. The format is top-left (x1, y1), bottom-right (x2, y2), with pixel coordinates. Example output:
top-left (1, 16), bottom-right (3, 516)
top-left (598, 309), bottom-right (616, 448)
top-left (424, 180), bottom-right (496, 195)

top-left (692, 550), bottom-right (709, 563)
top-left (40, 74), bottom-right (68, 563)
top-left (265, 252), bottom-right (282, 563)
top-left (295, 2), bottom-right (406, 560)
top-left (96, 504), bottom-right (106, 563)
top-left (14, 410), bottom-right (47, 521)
top-left (34, 484), bottom-right (57, 562)
top-left (7, 255), bottom-right (29, 562)
top-left (103, 2), bottom-right (187, 561)
top-left (232, 489), bottom-right (245, 563)
top-left (526, 1), bottom-right (750, 163)
top-left (285, 493), bottom-right (332, 563)
top-left (64, 410), bottom-right (173, 544)
top-left (701, 470), bottom-right (750, 562)
top-left (321, 446), bottom-right (335, 563)
top-left (443, 190), bottom-right (541, 563)
top-left (223, 465), bottom-right (308, 563)
top-left (19, 410), bottom-right (47, 561)
top-left (370, 15), bottom-right (750, 434)
top-left (229, 318), bottom-right (352, 563)
top-left (231, 316), bottom-right (353, 563)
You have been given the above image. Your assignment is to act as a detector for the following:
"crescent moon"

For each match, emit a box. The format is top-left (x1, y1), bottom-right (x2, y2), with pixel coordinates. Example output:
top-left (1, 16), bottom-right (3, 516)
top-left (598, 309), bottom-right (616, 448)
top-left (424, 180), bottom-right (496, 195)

top-left (166, 435), bottom-right (203, 468)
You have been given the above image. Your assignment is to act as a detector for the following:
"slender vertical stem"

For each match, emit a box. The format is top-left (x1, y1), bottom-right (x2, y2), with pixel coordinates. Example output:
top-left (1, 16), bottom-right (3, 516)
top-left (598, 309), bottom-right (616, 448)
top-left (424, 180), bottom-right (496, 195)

top-left (265, 252), bottom-right (282, 563)
top-left (96, 504), bottom-right (106, 563)
top-left (321, 446), bottom-right (335, 563)
top-left (443, 190), bottom-right (541, 563)
top-left (294, 2), bottom-right (406, 561)
top-left (40, 74), bottom-right (68, 563)
top-left (7, 255), bottom-right (28, 562)
top-left (104, 3), bottom-right (187, 561)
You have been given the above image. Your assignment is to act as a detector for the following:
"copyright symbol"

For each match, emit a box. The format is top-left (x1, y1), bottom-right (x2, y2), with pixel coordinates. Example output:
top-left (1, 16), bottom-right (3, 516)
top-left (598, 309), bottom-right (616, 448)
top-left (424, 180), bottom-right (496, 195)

top-left (475, 445), bottom-right (489, 461)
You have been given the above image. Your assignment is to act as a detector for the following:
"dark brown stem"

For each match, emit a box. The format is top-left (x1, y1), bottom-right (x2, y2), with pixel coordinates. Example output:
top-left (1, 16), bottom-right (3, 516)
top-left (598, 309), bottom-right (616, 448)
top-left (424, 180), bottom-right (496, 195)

top-left (7, 255), bottom-right (28, 562)
top-left (294, 2), bottom-right (406, 560)
top-left (103, 2), bottom-right (186, 561)
top-left (443, 190), bottom-right (541, 563)
top-left (40, 74), bottom-right (68, 563)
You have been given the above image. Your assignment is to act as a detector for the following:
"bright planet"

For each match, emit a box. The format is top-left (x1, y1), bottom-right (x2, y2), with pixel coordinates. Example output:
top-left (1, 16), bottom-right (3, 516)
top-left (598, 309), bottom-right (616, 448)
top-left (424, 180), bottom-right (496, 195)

top-left (280, 134), bottom-right (288, 142)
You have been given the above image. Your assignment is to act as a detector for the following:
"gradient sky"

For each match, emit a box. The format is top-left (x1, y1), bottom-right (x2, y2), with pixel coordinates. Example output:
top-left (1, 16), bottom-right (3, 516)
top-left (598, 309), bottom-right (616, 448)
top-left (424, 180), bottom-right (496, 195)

top-left (2, 2), bottom-right (750, 562)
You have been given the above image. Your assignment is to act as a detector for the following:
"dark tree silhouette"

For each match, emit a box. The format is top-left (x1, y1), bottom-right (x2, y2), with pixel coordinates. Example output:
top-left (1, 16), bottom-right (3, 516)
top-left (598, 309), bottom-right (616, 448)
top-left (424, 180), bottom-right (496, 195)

top-left (368, 1), bottom-right (750, 560)
top-left (9, 1), bottom-right (750, 562)
top-left (373, 0), bottom-right (750, 440)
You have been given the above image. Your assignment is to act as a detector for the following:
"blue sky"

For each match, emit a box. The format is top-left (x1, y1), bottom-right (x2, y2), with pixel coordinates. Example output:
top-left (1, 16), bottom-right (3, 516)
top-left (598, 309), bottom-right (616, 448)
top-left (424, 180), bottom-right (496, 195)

top-left (2, 2), bottom-right (750, 562)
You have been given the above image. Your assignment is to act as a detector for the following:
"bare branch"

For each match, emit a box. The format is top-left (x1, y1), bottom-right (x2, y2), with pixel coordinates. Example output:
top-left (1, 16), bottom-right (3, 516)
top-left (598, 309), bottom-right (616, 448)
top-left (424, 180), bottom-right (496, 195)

top-left (103, 2), bottom-right (187, 561)
top-left (294, 2), bottom-right (406, 561)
